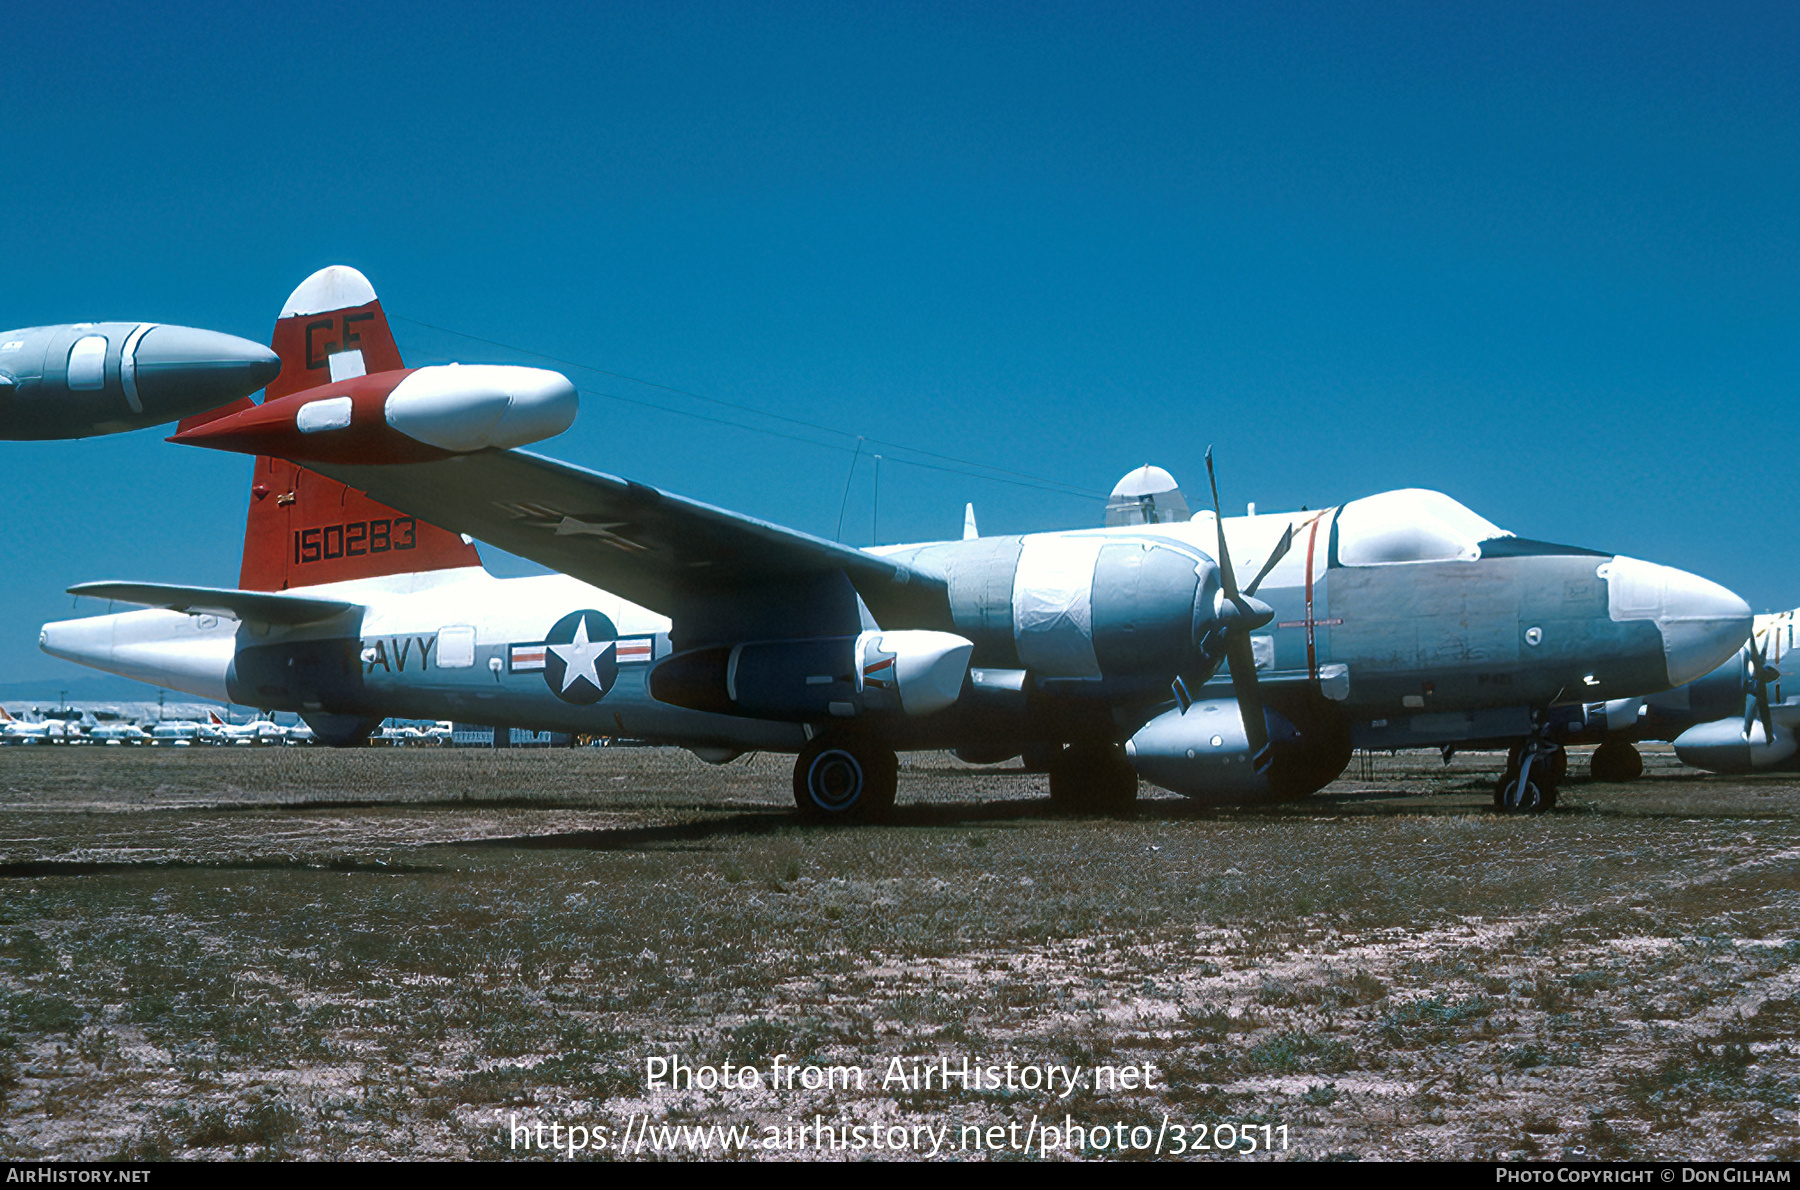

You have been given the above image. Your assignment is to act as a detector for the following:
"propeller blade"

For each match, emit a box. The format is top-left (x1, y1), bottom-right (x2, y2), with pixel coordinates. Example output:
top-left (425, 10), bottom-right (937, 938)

top-left (1203, 448), bottom-right (1239, 599)
top-left (1227, 631), bottom-right (1272, 770)
top-left (1204, 447), bottom-right (1272, 772)
top-left (1740, 633), bottom-right (1776, 742)
top-left (1243, 523), bottom-right (1294, 598)
top-left (1753, 633), bottom-right (1775, 741)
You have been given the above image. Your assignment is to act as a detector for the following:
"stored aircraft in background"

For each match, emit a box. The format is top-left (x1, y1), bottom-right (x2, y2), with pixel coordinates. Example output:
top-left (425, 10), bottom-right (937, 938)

top-left (1557, 608), bottom-right (1799, 778)
top-left (0, 321), bottom-right (278, 439)
top-left (42, 267), bottom-right (1753, 816)
top-left (207, 710), bottom-right (288, 745)
top-left (85, 717), bottom-right (151, 745)
top-left (0, 707), bottom-right (70, 744)
top-left (148, 716), bottom-right (219, 746)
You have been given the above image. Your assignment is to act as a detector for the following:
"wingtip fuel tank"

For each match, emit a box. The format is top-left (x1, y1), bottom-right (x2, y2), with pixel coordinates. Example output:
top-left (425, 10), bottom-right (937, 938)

top-left (167, 363), bottom-right (578, 463)
top-left (0, 322), bottom-right (280, 439)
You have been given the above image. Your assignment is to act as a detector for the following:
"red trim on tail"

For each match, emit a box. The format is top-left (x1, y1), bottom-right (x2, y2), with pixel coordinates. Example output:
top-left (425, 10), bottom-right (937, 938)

top-left (235, 278), bottom-right (480, 592)
top-left (267, 299), bottom-right (404, 401)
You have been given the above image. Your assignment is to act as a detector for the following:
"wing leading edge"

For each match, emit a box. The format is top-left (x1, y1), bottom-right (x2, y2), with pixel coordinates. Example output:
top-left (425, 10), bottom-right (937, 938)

top-left (312, 450), bottom-right (953, 641)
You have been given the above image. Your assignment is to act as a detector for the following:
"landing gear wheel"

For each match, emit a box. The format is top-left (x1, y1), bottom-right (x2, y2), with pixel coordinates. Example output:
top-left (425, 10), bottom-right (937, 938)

top-left (793, 736), bottom-right (898, 822)
top-left (301, 713), bottom-right (382, 748)
top-left (1048, 744), bottom-right (1138, 816)
top-left (1589, 741), bottom-right (1644, 783)
top-left (1507, 741), bottom-right (1568, 785)
top-left (1493, 771), bottom-right (1557, 813)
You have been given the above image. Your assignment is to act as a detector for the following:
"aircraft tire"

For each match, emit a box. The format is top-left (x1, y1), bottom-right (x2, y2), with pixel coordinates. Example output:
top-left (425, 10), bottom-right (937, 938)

top-left (1507, 741), bottom-right (1568, 785)
top-left (793, 736), bottom-right (898, 822)
top-left (1493, 771), bottom-right (1554, 814)
top-left (1049, 744), bottom-right (1138, 816)
top-left (302, 714), bottom-right (382, 748)
top-left (1589, 741), bottom-right (1644, 783)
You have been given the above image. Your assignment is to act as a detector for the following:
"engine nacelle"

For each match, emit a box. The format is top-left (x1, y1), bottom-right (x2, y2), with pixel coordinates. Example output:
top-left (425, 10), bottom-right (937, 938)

top-left (1680, 651), bottom-right (1755, 722)
top-left (1671, 718), bottom-right (1797, 774)
top-left (1125, 699), bottom-right (1300, 801)
top-left (650, 630), bottom-right (973, 721)
top-left (1010, 537), bottom-right (1227, 685)
top-left (1125, 694), bottom-right (1351, 803)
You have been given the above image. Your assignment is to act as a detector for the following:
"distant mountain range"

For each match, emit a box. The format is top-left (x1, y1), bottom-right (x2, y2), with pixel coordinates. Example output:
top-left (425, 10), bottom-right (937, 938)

top-left (0, 676), bottom-right (242, 721)
top-left (0, 675), bottom-right (196, 703)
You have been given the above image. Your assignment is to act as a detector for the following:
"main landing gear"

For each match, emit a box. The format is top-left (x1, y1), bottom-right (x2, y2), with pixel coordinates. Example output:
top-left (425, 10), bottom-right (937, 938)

top-left (1048, 742), bottom-right (1139, 816)
top-left (1589, 740), bottom-right (1644, 783)
top-left (793, 733), bottom-right (898, 822)
top-left (1494, 729), bottom-right (1565, 814)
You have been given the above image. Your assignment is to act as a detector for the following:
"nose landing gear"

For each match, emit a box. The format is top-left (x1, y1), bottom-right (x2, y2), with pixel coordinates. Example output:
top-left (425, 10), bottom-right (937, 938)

top-left (1494, 727), bottom-right (1565, 814)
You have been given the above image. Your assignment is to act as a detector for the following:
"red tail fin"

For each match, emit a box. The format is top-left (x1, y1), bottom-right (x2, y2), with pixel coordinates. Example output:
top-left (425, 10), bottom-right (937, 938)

top-left (233, 266), bottom-right (481, 592)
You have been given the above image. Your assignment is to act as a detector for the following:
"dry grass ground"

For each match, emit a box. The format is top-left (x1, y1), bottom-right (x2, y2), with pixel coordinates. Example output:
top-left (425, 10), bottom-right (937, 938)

top-left (0, 743), bottom-right (1795, 1161)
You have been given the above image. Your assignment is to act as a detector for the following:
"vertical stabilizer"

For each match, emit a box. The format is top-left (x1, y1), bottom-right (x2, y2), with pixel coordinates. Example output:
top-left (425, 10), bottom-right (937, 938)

top-left (221, 266), bottom-right (481, 592)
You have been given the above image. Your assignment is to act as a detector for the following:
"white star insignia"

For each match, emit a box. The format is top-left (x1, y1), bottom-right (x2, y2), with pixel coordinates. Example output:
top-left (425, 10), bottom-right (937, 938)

top-left (553, 517), bottom-right (649, 552)
top-left (548, 615), bottom-right (615, 692)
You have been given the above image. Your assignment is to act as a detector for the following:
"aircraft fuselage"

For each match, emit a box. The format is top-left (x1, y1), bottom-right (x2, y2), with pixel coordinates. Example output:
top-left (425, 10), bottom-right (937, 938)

top-left (43, 493), bottom-right (1748, 800)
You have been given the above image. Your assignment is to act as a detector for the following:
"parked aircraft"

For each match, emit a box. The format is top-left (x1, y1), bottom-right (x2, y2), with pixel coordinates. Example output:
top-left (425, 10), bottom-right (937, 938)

top-left (373, 720), bottom-right (453, 746)
top-left (86, 718), bottom-right (151, 745)
top-left (207, 710), bottom-right (287, 745)
top-left (0, 707), bottom-right (69, 744)
top-left (0, 321), bottom-right (278, 439)
top-left (42, 267), bottom-right (1753, 817)
top-left (148, 718), bottom-right (215, 746)
top-left (1091, 468), bottom-right (1788, 802)
top-left (1551, 608), bottom-right (1797, 779)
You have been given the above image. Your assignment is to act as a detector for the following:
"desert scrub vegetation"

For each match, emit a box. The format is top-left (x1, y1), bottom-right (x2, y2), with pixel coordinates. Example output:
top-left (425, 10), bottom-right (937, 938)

top-left (0, 746), bottom-right (1792, 1158)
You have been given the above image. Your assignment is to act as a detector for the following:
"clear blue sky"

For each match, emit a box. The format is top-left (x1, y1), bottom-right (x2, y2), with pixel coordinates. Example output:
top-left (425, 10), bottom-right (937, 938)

top-left (2, 1), bottom-right (1794, 684)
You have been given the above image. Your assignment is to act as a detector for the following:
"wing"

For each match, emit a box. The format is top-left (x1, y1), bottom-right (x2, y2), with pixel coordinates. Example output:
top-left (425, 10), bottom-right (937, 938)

top-left (312, 450), bottom-right (952, 639)
top-left (70, 582), bottom-right (359, 625)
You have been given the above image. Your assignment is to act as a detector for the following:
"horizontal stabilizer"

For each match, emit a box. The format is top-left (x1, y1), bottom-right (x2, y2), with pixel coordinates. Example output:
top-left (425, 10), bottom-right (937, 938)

top-left (68, 582), bottom-right (359, 625)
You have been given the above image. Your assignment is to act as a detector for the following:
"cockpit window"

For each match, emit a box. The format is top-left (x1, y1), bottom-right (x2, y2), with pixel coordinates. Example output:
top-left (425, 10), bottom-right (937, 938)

top-left (1476, 537), bottom-right (1609, 559)
top-left (1332, 489), bottom-right (1510, 566)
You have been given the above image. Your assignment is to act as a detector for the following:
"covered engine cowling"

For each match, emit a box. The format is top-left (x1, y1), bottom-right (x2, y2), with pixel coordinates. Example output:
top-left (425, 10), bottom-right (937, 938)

top-left (1010, 537), bottom-right (1226, 688)
top-left (1125, 695), bottom-right (1352, 803)
top-left (1672, 718), bottom-right (1797, 773)
top-left (650, 630), bottom-right (972, 721)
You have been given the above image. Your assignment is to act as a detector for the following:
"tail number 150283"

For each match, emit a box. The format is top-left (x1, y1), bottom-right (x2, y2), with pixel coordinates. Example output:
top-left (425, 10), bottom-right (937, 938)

top-left (293, 517), bottom-right (418, 564)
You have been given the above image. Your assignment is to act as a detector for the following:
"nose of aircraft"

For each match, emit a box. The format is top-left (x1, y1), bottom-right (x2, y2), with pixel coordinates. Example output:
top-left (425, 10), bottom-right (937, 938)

top-left (131, 326), bottom-right (280, 419)
top-left (1600, 557), bottom-right (1752, 687)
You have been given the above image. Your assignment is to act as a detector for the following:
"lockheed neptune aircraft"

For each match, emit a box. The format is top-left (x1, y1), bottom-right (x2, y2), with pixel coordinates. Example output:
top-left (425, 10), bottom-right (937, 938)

top-left (1556, 607), bottom-right (1800, 779)
top-left (0, 321), bottom-right (278, 438)
top-left (41, 267), bottom-right (1752, 817)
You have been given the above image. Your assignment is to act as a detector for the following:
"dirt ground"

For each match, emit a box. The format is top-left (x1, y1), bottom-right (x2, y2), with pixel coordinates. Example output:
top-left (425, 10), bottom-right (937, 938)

top-left (0, 743), bottom-right (1794, 1161)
